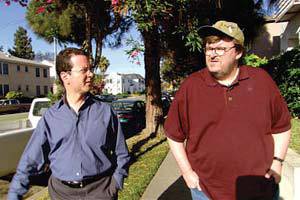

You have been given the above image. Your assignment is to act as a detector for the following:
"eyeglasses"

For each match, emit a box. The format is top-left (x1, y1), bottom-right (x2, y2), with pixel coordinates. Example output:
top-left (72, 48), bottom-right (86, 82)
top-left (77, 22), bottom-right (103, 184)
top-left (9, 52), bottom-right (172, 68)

top-left (204, 46), bottom-right (236, 56)
top-left (69, 67), bottom-right (95, 74)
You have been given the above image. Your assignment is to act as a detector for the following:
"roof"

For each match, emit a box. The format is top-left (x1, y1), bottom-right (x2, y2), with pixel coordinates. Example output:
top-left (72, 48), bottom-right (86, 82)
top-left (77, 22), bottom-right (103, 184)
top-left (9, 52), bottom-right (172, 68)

top-left (273, 0), bottom-right (300, 22)
top-left (0, 52), bottom-right (51, 68)
top-left (121, 73), bottom-right (144, 80)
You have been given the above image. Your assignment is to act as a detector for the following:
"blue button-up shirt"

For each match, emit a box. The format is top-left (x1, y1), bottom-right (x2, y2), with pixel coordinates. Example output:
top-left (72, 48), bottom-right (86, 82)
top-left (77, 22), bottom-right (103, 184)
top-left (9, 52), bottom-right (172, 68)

top-left (8, 94), bottom-right (130, 200)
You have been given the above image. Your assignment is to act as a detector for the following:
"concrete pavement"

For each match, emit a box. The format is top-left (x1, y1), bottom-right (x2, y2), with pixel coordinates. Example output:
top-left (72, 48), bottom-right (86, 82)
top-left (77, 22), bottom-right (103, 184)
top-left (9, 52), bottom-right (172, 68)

top-left (141, 151), bottom-right (191, 200)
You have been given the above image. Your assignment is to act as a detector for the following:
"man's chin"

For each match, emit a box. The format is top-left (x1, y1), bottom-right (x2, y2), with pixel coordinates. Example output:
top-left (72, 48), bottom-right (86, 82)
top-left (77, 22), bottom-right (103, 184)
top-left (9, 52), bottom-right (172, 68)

top-left (210, 71), bottom-right (225, 80)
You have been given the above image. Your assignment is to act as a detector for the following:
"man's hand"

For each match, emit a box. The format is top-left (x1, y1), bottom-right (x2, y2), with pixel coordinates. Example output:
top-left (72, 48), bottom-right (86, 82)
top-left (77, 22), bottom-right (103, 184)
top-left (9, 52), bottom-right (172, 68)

top-left (265, 160), bottom-right (282, 183)
top-left (182, 169), bottom-right (202, 191)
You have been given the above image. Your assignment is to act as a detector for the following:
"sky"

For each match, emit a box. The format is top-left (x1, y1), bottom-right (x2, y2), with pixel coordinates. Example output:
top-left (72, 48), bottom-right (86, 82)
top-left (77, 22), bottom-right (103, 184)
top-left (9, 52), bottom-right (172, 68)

top-left (0, 2), bottom-right (145, 76)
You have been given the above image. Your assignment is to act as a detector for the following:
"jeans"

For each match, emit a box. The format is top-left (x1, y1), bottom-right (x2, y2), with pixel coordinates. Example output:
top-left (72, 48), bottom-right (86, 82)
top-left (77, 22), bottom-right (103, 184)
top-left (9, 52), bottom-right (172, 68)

top-left (273, 184), bottom-right (280, 200)
top-left (190, 188), bottom-right (210, 200)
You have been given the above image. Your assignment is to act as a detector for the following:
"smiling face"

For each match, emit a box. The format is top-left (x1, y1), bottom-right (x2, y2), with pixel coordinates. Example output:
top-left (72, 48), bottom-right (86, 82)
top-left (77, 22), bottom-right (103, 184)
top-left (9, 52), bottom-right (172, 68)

top-left (60, 54), bottom-right (94, 95)
top-left (205, 36), bottom-right (242, 81)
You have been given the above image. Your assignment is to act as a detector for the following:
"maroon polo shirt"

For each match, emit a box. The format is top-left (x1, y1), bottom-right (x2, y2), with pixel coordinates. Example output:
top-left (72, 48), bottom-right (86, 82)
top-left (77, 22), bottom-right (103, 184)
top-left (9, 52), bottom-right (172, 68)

top-left (164, 65), bottom-right (291, 200)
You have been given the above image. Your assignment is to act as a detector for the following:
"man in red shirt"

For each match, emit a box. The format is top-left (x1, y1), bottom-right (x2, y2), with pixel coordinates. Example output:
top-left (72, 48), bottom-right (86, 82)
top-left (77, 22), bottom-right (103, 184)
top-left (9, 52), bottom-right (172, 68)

top-left (164, 20), bottom-right (291, 200)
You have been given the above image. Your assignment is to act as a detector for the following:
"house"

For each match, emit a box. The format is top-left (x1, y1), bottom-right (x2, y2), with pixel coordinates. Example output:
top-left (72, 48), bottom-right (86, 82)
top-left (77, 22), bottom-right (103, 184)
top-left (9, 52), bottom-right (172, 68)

top-left (0, 52), bottom-right (53, 98)
top-left (104, 72), bottom-right (145, 95)
top-left (250, 0), bottom-right (300, 58)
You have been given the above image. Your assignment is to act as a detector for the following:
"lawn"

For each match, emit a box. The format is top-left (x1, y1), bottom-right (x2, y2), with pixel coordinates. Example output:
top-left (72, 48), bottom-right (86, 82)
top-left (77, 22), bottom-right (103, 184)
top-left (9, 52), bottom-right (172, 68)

top-left (290, 118), bottom-right (300, 154)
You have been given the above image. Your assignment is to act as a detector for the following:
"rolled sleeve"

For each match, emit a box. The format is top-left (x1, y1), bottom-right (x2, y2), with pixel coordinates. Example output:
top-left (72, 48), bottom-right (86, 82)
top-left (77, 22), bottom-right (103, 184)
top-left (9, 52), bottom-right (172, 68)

top-left (164, 85), bottom-right (189, 142)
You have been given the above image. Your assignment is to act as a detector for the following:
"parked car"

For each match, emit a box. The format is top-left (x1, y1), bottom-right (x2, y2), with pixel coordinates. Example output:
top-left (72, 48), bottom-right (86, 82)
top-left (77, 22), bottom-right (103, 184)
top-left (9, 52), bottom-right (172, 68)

top-left (0, 97), bottom-right (51, 177)
top-left (0, 99), bottom-right (31, 113)
top-left (96, 94), bottom-right (117, 103)
top-left (111, 99), bottom-right (145, 136)
top-left (28, 98), bottom-right (51, 128)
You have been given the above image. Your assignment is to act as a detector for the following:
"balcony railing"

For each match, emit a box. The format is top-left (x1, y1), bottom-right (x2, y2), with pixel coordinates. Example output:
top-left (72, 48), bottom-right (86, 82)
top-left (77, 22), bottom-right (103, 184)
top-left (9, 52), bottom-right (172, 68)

top-left (272, 0), bottom-right (300, 21)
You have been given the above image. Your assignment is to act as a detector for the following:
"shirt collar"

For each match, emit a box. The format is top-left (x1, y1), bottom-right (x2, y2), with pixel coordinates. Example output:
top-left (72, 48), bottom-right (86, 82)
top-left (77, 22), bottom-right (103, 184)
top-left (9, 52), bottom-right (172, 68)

top-left (55, 92), bottom-right (93, 110)
top-left (202, 65), bottom-right (250, 87)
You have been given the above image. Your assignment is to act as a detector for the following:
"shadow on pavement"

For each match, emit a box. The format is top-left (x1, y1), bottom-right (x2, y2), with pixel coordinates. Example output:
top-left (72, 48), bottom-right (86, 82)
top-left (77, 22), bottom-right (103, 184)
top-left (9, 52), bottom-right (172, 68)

top-left (158, 176), bottom-right (192, 200)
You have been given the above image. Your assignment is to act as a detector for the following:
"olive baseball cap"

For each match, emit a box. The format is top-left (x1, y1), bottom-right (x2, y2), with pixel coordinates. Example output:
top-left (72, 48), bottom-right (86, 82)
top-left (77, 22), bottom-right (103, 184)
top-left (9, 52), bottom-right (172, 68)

top-left (199, 20), bottom-right (244, 46)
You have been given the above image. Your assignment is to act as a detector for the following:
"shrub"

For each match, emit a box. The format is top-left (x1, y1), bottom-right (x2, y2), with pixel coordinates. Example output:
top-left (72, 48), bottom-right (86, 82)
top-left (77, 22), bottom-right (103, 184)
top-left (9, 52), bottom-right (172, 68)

top-left (242, 53), bottom-right (268, 67)
top-left (262, 46), bottom-right (300, 117)
top-left (5, 91), bottom-right (24, 99)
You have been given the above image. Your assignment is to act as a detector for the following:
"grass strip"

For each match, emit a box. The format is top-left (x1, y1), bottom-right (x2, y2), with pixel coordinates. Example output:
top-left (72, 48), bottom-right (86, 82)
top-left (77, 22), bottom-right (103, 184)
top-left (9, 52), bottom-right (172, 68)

top-left (290, 118), bottom-right (300, 154)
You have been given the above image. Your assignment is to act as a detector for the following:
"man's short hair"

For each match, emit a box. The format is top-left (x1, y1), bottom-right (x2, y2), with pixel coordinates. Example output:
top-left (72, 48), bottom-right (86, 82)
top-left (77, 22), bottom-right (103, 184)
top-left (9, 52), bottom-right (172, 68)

top-left (56, 48), bottom-right (88, 85)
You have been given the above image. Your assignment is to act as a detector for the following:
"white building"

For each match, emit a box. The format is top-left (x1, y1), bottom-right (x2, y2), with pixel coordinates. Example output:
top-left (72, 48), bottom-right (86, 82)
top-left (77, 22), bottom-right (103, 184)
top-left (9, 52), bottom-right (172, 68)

top-left (104, 73), bottom-right (145, 95)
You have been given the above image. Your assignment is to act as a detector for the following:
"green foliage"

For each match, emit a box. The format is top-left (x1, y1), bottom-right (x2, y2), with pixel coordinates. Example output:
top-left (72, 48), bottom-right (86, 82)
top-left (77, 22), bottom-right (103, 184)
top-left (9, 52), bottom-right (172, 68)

top-left (116, 93), bottom-right (130, 99)
top-left (8, 26), bottom-right (35, 60)
top-left (262, 46), bottom-right (300, 117)
top-left (98, 56), bottom-right (110, 74)
top-left (5, 91), bottom-right (24, 99)
top-left (47, 79), bottom-right (64, 103)
top-left (242, 53), bottom-right (268, 67)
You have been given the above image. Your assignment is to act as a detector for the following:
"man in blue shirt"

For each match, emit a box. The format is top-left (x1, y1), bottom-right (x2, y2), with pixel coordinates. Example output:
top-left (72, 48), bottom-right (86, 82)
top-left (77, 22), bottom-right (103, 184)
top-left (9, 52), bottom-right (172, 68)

top-left (8, 48), bottom-right (130, 200)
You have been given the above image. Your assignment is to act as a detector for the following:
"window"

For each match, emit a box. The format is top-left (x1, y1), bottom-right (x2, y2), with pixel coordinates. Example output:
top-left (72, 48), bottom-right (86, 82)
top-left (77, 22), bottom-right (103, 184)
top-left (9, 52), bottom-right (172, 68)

top-left (18, 85), bottom-right (21, 91)
top-left (43, 68), bottom-right (48, 78)
top-left (3, 84), bottom-right (9, 95)
top-left (36, 67), bottom-right (40, 77)
top-left (25, 66), bottom-right (28, 72)
top-left (0, 63), bottom-right (2, 74)
top-left (44, 86), bottom-right (48, 95)
top-left (3, 63), bottom-right (8, 75)
top-left (26, 85), bottom-right (29, 92)
top-left (0, 85), bottom-right (3, 97)
top-left (36, 85), bottom-right (41, 96)
top-left (17, 65), bottom-right (20, 71)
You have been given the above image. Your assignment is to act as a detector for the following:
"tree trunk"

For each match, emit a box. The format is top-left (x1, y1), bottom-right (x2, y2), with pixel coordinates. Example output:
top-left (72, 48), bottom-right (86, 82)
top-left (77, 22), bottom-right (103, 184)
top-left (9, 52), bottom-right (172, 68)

top-left (94, 31), bottom-right (103, 68)
top-left (84, 10), bottom-right (93, 63)
top-left (142, 29), bottom-right (163, 136)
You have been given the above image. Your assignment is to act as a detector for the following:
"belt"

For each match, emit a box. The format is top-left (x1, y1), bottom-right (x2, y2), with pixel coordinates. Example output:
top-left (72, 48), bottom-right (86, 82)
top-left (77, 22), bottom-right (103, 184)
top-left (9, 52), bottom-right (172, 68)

top-left (60, 170), bottom-right (113, 188)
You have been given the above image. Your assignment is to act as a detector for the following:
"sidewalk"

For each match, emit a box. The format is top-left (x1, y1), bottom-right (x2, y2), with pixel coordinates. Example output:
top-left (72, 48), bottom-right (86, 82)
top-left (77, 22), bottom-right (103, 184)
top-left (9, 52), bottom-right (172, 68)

top-left (141, 151), bottom-right (191, 200)
top-left (142, 150), bottom-right (297, 200)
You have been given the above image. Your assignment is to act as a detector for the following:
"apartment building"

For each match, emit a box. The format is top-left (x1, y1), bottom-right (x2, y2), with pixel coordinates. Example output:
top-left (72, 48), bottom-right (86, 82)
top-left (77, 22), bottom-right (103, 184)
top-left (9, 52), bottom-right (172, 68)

top-left (0, 52), bottom-right (53, 98)
top-left (104, 72), bottom-right (145, 95)
top-left (250, 0), bottom-right (300, 58)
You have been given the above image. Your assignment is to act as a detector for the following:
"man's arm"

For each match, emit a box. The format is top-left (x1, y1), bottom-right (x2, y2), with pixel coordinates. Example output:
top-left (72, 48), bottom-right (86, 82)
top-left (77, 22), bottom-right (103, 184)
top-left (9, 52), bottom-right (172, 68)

top-left (167, 137), bottom-right (201, 190)
top-left (8, 119), bottom-right (49, 200)
top-left (265, 129), bottom-right (291, 183)
top-left (111, 110), bottom-right (130, 190)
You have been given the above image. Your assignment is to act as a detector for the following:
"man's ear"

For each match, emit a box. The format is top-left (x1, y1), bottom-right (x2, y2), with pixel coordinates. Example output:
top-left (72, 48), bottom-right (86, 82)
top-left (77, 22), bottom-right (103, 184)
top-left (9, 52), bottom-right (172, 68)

top-left (236, 51), bottom-right (243, 60)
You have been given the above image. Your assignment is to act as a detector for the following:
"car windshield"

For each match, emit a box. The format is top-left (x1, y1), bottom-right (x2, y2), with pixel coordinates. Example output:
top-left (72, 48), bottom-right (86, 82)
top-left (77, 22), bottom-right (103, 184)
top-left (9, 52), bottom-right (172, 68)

top-left (112, 102), bottom-right (134, 111)
top-left (33, 101), bottom-right (51, 116)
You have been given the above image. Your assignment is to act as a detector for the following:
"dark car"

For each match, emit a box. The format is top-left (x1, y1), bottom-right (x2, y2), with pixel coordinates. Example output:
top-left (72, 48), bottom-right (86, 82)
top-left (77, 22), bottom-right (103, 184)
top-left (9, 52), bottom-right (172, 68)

top-left (96, 94), bottom-right (117, 103)
top-left (111, 99), bottom-right (145, 136)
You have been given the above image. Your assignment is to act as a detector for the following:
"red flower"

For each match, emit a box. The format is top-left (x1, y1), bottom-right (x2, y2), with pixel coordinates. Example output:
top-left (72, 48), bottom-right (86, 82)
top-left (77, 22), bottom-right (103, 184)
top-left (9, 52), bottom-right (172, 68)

top-left (130, 50), bottom-right (139, 58)
top-left (136, 61), bottom-right (141, 65)
top-left (36, 6), bottom-right (46, 14)
top-left (46, 0), bottom-right (52, 3)
top-left (111, 0), bottom-right (118, 6)
top-left (5, 1), bottom-right (11, 6)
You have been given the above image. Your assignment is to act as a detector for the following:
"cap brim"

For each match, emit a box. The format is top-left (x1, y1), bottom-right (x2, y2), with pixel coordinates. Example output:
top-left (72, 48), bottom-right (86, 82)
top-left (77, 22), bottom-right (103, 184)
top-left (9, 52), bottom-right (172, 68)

top-left (199, 25), bottom-right (231, 39)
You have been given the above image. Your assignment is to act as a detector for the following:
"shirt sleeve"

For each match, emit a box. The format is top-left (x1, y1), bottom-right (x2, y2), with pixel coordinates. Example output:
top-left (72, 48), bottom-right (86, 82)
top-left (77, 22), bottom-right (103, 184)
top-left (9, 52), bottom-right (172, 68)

top-left (8, 117), bottom-right (50, 200)
top-left (164, 82), bottom-right (189, 142)
top-left (110, 109), bottom-right (130, 190)
top-left (265, 71), bottom-right (292, 134)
